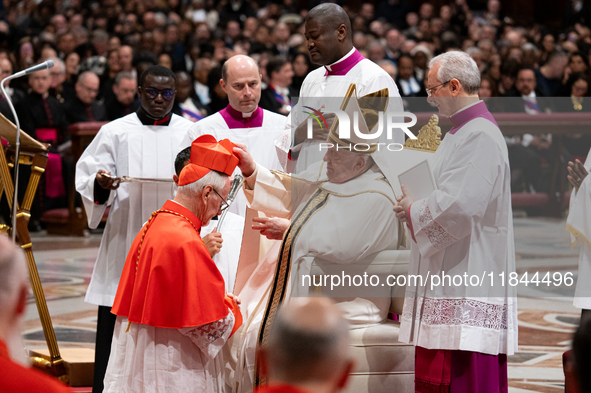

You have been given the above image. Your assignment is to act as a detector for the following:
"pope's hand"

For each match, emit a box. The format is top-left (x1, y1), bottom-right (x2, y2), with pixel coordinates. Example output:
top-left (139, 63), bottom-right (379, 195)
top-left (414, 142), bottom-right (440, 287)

top-left (393, 185), bottom-right (412, 223)
top-left (203, 229), bottom-right (223, 257)
top-left (252, 216), bottom-right (289, 240)
top-left (96, 170), bottom-right (120, 190)
top-left (233, 143), bottom-right (256, 177)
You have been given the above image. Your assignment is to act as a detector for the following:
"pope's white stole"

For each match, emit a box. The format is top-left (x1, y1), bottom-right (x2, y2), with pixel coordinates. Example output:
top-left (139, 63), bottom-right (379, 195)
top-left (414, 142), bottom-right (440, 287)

top-left (254, 187), bottom-right (330, 386)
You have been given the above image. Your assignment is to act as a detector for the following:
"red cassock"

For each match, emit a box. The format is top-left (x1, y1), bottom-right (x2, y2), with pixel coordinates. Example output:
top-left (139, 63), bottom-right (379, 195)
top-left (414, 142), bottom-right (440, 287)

top-left (111, 199), bottom-right (242, 333)
top-left (0, 339), bottom-right (73, 393)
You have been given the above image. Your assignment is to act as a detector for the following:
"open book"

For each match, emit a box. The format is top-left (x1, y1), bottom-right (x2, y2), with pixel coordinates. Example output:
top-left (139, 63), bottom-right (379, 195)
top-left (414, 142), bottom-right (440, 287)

top-left (373, 114), bottom-right (441, 198)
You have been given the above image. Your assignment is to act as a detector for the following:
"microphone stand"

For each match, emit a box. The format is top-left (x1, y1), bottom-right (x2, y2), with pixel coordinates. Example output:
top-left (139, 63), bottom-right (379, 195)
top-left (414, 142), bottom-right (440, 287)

top-left (1, 75), bottom-right (23, 242)
top-left (0, 61), bottom-right (68, 382)
top-left (1, 60), bottom-right (54, 242)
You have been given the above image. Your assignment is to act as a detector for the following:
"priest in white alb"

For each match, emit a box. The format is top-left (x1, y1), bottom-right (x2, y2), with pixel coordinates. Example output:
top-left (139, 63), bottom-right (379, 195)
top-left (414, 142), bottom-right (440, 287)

top-left (280, 3), bottom-right (405, 173)
top-left (394, 51), bottom-right (518, 393)
top-left (566, 149), bottom-right (591, 316)
top-left (75, 65), bottom-right (193, 393)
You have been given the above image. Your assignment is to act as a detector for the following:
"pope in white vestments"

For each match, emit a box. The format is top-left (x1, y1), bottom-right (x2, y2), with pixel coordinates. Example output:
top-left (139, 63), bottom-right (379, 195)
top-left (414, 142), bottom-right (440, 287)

top-left (232, 84), bottom-right (402, 390)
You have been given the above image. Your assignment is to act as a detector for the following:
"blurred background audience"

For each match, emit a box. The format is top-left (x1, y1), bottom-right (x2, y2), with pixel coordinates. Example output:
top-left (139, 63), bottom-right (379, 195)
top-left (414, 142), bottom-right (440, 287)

top-left (0, 0), bottom-right (590, 223)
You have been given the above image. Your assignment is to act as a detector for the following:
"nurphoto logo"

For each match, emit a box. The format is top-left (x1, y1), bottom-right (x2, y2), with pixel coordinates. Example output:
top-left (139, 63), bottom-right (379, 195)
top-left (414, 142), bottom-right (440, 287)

top-left (306, 108), bottom-right (419, 152)
top-left (302, 106), bottom-right (329, 130)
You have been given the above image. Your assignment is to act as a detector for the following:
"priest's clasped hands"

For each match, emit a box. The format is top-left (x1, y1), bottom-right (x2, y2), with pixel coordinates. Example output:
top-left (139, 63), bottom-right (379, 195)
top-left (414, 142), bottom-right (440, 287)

top-left (226, 292), bottom-right (241, 306)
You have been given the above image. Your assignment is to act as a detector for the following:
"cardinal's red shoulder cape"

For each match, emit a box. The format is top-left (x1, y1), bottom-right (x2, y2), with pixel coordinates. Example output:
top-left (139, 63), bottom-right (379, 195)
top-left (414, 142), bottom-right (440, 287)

top-left (112, 200), bottom-right (240, 330)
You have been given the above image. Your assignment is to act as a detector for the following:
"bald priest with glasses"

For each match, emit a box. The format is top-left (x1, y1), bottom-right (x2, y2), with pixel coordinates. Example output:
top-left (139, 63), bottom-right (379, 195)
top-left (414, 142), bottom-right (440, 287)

top-left (75, 65), bottom-right (194, 393)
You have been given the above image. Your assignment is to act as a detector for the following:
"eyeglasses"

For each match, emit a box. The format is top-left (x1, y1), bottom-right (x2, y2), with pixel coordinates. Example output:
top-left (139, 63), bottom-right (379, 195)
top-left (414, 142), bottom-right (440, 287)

top-left (211, 187), bottom-right (229, 212)
top-left (80, 83), bottom-right (99, 94)
top-left (426, 80), bottom-right (451, 96)
top-left (142, 86), bottom-right (175, 100)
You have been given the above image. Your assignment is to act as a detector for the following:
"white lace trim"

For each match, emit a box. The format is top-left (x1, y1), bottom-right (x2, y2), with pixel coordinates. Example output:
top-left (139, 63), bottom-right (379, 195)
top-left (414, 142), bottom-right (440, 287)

top-left (402, 297), bottom-right (513, 330)
top-left (179, 311), bottom-right (235, 359)
top-left (417, 199), bottom-right (457, 250)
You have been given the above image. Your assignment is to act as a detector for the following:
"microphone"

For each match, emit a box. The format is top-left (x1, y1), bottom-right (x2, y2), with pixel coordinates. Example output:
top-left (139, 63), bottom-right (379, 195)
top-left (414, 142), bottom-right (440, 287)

top-left (9, 60), bottom-right (55, 79)
top-left (1, 59), bottom-right (55, 242)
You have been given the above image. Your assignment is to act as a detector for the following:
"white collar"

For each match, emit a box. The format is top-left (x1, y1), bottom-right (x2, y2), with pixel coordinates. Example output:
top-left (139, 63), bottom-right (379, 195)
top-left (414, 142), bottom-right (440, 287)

top-left (324, 47), bottom-right (356, 72)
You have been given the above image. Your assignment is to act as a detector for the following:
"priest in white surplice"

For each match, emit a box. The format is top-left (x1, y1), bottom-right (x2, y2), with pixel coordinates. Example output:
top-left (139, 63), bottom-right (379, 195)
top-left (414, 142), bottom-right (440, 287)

top-left (75, 65), bottom-right (193, 393)
top-left (278, 3), bottom-right (405, 173)
top-left (567, 149), bottom-right (591, 315)
top-left (394, 51), bottom-right (518, 393)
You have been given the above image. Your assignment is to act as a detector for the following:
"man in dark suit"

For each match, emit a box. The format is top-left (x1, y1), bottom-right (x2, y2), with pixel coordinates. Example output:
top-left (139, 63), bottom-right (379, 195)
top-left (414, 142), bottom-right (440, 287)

top-left (259, 56), bottom-right (295, 115)
top-left (17, 68), bottom-right (69, 143)
top-left (171, 71), bottom-right (208, 122)
top-left (395, 54), bottom-right (425, 98)
top-left (503, 67), bottom-right (558, 192)
top-left (65, 71), bottom-right (107, 124)
top-left (105, 71), bottom-right (139, 121)
top-left (503, 68), bottom-right (553, 113)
